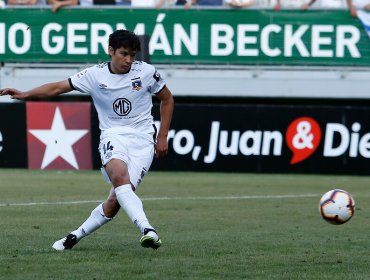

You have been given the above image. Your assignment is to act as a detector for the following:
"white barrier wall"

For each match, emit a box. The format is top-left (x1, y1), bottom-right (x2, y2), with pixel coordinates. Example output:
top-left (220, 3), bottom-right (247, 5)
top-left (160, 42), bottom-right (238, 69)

top-left (1, 63), bottom-right (370, 102)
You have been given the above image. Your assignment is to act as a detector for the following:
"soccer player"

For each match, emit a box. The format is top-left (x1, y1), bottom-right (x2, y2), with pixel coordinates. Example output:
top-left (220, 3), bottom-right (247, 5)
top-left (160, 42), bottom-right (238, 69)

top-left (0, 29), bottom-right (174, 250)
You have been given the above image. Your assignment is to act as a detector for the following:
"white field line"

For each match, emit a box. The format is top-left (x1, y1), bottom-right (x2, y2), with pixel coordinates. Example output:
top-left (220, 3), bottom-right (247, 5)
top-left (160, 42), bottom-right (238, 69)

top-left (0, 194), bottom-right (319, 207)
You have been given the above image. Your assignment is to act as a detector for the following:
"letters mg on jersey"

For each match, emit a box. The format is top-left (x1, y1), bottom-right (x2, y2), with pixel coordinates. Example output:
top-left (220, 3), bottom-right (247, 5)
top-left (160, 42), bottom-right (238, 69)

top-left (151, 105), bottom-right (370, 175)
top-left (27, 102), bottom-right (92, 170)
top-left (113, 98), bottom-right (131, 116)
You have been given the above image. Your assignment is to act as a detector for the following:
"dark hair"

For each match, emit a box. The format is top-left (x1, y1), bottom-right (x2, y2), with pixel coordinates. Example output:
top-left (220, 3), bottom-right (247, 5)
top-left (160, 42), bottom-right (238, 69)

top-left (109, 30), bottom-right (141, 52)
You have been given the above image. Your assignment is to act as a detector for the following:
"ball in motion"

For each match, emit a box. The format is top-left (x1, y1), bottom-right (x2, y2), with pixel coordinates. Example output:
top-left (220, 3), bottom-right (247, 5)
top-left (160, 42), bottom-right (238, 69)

top-left (319, 189), bottom-right (355, 225)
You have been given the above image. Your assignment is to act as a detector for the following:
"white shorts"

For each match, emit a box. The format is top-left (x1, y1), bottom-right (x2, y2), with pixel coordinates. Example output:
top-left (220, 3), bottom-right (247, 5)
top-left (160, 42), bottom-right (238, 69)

top-left (99, 127), bottom-right (156, 189)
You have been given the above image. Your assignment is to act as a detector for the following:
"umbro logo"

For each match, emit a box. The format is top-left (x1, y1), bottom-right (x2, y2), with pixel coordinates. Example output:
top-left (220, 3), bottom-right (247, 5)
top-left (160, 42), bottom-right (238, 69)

top-left (99, 84), bottom-right (107, 89)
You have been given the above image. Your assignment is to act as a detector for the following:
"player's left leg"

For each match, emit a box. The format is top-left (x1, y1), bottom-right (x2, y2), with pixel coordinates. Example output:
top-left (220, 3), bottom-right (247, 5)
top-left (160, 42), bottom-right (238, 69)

top-left (104, 159), bottom-right (161, 249)
top-left (52, 187), bottom-right (120, 251)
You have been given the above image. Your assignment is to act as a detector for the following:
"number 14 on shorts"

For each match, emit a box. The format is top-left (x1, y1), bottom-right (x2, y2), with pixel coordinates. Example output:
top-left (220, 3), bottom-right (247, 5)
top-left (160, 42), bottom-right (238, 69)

top-left (103, 141), bottom-right (114, 155)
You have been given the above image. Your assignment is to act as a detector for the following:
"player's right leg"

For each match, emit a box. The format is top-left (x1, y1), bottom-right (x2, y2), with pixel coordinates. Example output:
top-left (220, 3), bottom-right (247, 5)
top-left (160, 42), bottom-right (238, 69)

top-left (52, 188), bottom-right (120, 251)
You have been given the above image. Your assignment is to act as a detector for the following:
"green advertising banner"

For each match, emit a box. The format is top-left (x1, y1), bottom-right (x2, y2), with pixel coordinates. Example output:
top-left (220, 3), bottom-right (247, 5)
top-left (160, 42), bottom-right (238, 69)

top-left (0, 8), bottom-right (369, 66)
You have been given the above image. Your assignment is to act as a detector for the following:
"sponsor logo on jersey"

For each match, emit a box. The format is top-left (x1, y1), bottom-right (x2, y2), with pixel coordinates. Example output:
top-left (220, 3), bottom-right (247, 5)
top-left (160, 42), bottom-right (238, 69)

top-left (98, 83), bottom-right (107, 89)
top-left (131, 77), bottom-right (143, 91)
top-left (113, 98), bottom-right (132, 116)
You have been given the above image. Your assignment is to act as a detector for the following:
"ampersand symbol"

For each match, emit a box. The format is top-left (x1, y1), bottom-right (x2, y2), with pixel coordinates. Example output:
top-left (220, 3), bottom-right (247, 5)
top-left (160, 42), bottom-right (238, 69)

top-left (292, 121), bottom-right (314, 149)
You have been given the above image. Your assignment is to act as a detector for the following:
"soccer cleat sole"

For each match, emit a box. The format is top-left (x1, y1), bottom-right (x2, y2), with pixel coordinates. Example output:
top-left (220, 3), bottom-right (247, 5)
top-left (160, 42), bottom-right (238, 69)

top-left (140, 236), bottom-right (162, 250)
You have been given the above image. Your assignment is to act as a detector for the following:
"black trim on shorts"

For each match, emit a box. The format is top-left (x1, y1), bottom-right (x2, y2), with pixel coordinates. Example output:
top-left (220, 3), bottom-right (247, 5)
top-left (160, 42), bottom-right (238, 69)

top-left (152, 124), bottom-right (158, 143)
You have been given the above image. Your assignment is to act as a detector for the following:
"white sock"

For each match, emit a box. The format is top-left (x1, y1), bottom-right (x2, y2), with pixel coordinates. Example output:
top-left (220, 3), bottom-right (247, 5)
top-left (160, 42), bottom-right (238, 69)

top-left (115, 184), bottom-right (153, 234)
top-left (71, 203), bottom-right (112, 240)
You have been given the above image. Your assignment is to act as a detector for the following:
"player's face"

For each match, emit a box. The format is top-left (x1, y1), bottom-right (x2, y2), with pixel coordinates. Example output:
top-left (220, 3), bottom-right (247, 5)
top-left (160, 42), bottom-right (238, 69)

top-left (109, 46), bottom-right (137, 74)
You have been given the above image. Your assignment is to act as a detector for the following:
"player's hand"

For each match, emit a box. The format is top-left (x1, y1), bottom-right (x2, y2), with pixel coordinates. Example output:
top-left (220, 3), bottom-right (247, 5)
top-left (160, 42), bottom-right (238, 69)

top-left (154, 134), bottom-right (169, 158)
top-left (349, 7), bottom-right (357, 17)
top-left (301, 3), bottom-right (309, 10)
top-left (184, 2), bottom-right (192, 9)
top-left (0, 88), bottom-right (26, 100)
top-left (51, 2), bottom-right (63, 13)
top-left (273, 3), bottom-right (281, 11)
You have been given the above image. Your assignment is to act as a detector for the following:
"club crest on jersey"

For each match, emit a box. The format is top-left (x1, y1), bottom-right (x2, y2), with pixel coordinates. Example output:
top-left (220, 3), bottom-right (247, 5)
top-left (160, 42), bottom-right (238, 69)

top-left (131, 77), bottom-right (143, 91)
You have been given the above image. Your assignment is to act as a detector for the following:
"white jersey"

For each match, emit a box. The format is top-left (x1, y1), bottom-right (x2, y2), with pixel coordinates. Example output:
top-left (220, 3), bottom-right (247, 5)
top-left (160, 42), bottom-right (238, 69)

top-left (69, 61), bottom-right (165, 134)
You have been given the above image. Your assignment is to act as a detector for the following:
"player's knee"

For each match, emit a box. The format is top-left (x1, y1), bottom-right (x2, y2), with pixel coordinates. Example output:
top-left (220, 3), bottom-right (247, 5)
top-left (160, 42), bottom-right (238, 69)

top-left (103, 197), bottom-right (120, 218)
top-left (109, 170), bottom-right (129, 187)
top-left (106, 193), bottom-right (118, 205)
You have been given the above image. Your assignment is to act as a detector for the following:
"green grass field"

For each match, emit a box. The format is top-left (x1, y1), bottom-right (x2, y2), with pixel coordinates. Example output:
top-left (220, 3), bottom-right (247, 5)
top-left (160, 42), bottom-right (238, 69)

top-left (1, 169), bottom-right (370, 280)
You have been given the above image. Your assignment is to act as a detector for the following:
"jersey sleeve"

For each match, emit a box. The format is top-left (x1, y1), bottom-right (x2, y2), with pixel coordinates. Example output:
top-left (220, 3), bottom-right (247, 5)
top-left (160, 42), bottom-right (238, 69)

top-left (69, 66), bottom-right (95, 94)
top-left (147, 65), bottom-right (166, 95)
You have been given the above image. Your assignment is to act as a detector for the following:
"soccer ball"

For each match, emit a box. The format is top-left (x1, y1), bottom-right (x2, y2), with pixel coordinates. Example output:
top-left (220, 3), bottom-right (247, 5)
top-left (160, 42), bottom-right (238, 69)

top-left (319, 189), bottom-right (355, 225)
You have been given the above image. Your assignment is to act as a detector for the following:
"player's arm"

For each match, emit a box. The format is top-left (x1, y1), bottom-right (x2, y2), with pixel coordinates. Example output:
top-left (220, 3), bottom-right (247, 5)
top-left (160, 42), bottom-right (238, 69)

top-left (239, 0), bottom-right (256, 7)
top-left (274, 0), bottom-right (281, 10)
top-left (155, 85), bottom-right (174, 158)
top-left (0, 80), bottom-right (73, 100)
top-left (7, 0), bottom-right (37, 4)
top-left (346, 0), bottom-right (357, 17)
top-left (301, 0), bottom-right (315, 9)
top-left (48, 0), bottom-right (78, 12)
